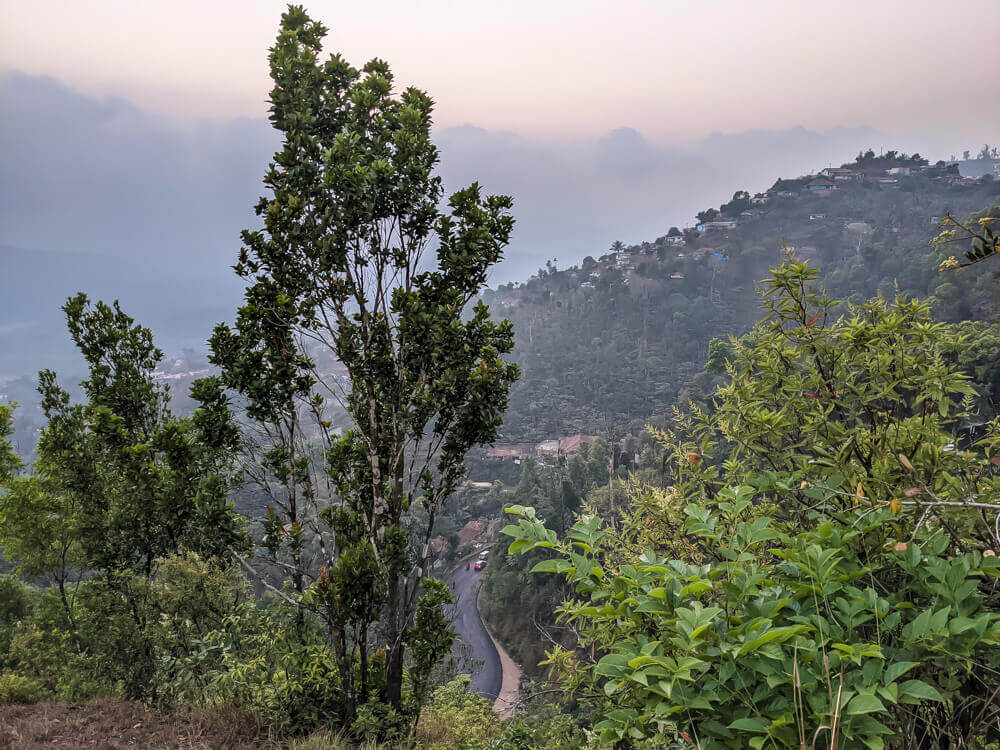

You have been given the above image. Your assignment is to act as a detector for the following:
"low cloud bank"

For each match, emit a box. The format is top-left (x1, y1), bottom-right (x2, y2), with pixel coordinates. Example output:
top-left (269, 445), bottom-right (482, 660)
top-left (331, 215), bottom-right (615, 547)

top-left (0, 70), bottom-right (951, 374)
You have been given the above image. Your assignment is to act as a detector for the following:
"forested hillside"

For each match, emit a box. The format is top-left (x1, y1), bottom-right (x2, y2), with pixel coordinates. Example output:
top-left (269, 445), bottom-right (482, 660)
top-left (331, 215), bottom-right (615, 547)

top-left (485, 156), bottom-right (999, 442)
top-left (475, 165), bottom-right (1000, 691)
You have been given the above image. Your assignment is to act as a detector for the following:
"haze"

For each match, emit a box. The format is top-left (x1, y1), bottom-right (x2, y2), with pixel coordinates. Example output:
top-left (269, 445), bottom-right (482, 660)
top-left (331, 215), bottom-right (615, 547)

top-left (4, 0), bottom-right (998, 140)
top-left (1, 0), bottom-right (998, 376)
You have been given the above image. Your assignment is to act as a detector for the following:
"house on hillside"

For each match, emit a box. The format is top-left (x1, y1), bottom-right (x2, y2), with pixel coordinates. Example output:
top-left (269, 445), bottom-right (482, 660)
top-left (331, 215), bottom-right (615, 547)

top-left (750, 193), bottom-right (770, 205)
top-left (458, 521), bottom-right (486, 547)
top-left (485, 444), bottom-right (535, 461)
top-left (804, 176), bottom-right (837, 193)
top-left (536, 434), bottom-right (598, 459)
top-left (697, 219), bottom-right (738, 232)
top-left (669, 272), bottom-right (686, 279)
top-left (886, 167), bottom-right (911, 176)
top-left (615, 252), bottom-right (634, 269)
top-left (819, 167), bottom-right (862, 181)
top-left (777, 190), bottom-right (796, 198)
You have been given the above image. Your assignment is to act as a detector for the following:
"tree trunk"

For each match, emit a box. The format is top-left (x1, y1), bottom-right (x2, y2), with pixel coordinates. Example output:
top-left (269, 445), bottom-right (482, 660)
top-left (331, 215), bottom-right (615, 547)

top-left (359, 622), bottom-right (369, 702)
top-left (384, 571), bottom-right (405, 708)
top-left (330, 622), bottom-right (355, 722)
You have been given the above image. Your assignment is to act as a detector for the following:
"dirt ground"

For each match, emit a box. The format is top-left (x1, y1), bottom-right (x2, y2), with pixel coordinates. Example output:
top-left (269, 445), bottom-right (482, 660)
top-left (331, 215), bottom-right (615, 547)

top-left (0, 699), bottom-right (278, 750)
top-left (483, 623), bottom-right (522, 719)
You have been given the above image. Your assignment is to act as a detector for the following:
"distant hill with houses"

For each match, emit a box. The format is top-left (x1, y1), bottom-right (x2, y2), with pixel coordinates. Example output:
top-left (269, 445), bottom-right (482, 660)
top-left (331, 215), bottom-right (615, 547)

top-left (481, 149), bottom-right (1000, 443)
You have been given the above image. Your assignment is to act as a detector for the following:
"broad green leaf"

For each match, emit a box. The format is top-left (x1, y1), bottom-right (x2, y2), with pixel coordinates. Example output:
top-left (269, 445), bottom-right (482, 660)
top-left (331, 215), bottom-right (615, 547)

top-left (847, 694), bottom-right (886, 714)
top-left (899, 679), bottom-right (943, 703)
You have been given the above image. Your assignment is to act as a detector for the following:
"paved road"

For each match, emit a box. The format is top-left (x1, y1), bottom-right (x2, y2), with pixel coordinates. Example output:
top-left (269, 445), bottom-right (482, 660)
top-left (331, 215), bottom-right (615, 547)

top-left (448, 563), bottom-right (502, 701)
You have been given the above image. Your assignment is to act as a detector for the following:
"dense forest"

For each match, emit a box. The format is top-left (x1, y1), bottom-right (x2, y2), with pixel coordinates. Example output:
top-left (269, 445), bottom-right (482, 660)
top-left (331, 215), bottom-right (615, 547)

top-left (485, 159), bottom-right (998, 441)
top-left (3, 6), bottom-right (1000, 750)
top-left (477, 193), bottom-right (1000, 681)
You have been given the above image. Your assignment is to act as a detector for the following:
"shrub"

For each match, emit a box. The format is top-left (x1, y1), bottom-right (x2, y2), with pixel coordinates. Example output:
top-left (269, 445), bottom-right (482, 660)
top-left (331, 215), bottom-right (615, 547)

top-left (0, 575), bottom-right (35, 668)
top-left (351, 699), bottom-right (407, 745)
top-left (157, 594), bottom-right (345, 734)
top-left (5, 586), bottom-right (108, 700)
top-left (0, 672), bottom-right (51, 705)
top-left (506, 481), bottom-right (1000, 748)
top-left (416, 675), bottom-right (502, 748)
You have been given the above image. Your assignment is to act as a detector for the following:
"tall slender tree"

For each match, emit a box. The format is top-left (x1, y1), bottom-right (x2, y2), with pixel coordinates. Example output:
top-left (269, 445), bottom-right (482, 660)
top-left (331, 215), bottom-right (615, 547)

top-left (210, 6), bottom-right (519, 720)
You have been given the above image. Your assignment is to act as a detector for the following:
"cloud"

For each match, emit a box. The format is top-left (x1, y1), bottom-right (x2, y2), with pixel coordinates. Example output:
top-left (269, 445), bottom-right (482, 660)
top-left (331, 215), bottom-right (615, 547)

top-left (0, 70), bottom-right (962, 375)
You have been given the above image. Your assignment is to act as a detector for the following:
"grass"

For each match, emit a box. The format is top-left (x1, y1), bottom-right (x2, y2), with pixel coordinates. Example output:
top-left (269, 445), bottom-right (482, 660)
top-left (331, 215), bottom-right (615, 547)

top-left (0, 698), bottom-right (279, 749)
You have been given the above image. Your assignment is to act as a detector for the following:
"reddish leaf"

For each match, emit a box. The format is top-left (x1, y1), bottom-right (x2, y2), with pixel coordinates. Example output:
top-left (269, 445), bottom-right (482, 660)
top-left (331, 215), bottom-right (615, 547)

top-left (903, 487), bottom-right (921, 497)
top-left (805, 313), bottom-right (821, 327)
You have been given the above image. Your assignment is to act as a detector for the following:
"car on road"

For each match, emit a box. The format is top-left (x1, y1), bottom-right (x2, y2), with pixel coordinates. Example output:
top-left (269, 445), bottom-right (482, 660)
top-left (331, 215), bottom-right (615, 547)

top-left (473, 559), bottom-right (487, 571)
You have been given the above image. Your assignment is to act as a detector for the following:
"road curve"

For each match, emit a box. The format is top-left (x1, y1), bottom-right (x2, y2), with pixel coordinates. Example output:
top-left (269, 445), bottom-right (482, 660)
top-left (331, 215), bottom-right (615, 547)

top-left (448, 562), bottom-right (502, 701)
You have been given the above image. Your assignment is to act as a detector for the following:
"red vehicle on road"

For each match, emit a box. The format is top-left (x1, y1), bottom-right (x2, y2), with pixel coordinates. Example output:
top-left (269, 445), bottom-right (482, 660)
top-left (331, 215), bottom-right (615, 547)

top-left (473, 559), bottom-right (487, 571)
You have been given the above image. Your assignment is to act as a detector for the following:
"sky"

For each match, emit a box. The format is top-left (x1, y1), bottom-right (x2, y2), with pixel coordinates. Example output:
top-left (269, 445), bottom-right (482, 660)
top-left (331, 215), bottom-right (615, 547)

top-left (3, 0), bottom-right (998, 142)
top-left (1, 1), bottom-right (998, 376)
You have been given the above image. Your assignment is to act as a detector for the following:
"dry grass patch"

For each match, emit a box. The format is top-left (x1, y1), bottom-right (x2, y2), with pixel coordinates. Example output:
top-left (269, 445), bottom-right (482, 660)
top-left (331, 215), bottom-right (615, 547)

top-left (0, 698), bottom-right (279, 749)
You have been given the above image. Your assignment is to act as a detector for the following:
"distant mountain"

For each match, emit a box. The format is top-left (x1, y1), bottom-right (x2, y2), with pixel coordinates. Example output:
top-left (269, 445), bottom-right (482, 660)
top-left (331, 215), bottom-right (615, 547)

top-left (0, 245), bottom-right (245, 378)
top-left (485, 155), bottom-right (1000, 442)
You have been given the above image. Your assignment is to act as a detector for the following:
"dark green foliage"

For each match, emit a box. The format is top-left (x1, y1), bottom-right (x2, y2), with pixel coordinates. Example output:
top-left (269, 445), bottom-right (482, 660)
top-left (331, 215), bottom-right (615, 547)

top-left (208, 5), bottom-right (518, 733)
top-left (0, 405), bottom-right (19, 483)
top-left (507, 492), bottom-right (1000, 748)
top-left (0, 295), bottom-right (245, 701)
top-left (0, 673), bottom-right (50, 705)
top-left (0, 576), bottom-right (34, 669)
top-left (406, 579), bottom-right (458, 713)
top-left (492, 184), bottom-right (1000, 443)
top-left (36, 294), bottom-right (244, 578)
top-left (503, 264), bottom-right (1000, 748)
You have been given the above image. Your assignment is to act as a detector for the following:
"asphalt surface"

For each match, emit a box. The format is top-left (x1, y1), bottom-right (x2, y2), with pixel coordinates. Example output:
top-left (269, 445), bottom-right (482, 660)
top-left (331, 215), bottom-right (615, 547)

top-left (448, 562), bottom-right (502, 701)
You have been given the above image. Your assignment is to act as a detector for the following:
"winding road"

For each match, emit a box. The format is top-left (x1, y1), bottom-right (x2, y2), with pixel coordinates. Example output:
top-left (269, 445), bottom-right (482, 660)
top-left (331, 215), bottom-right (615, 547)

top-left (448, 562), bottom-right (502, 700)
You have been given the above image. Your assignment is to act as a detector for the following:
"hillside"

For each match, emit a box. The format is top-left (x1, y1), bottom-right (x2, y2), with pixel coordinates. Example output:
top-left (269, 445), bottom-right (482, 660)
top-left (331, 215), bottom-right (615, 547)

top-left (473, 153), bottom-right (1000, 681)
top-left (484, 152), bottom-right (999, 443)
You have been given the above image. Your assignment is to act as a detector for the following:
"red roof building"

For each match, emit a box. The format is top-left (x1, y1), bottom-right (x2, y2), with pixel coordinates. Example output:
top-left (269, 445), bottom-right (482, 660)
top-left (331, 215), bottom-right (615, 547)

top-left (485, 444), bottom-right (535, 461)
top-left (536, 434), bottom-right (598, 459)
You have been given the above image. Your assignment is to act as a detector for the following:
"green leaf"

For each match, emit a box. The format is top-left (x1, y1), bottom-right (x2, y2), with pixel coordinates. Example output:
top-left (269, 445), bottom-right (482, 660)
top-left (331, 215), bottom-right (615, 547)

top-left (847, 694), bottom-right (886, 715)
top-left (531, 558), bottom-right (573, 574)
top-left (728, 717), bottom-right (769, 733)
top-left (737, 625), bottom-right (810, 655)
top-left (883, 661), bottom-right (919, 685)
top-left (899, 679), bottom-right (943, 704)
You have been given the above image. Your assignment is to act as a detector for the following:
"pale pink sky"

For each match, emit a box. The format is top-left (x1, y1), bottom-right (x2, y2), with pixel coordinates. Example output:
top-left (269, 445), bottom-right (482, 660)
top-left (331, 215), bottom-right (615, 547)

top-left (2, 0), bottom-right (997, 143)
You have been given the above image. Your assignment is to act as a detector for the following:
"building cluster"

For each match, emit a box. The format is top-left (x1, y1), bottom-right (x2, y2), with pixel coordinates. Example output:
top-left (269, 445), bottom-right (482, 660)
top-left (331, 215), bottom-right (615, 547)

top-left (487, 154), bottom-right (995, 302)
top-left (485, 433), bottom-right (598, 462)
